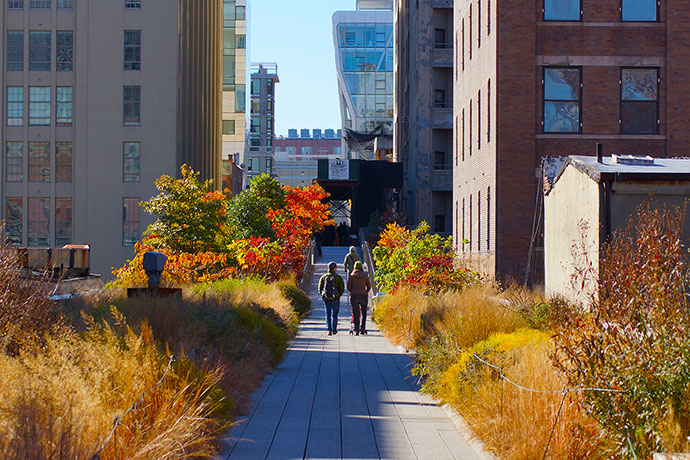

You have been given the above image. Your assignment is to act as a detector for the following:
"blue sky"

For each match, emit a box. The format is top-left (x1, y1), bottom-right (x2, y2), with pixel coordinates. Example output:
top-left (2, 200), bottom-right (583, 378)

top-left (249, 0), bottom-right (356, 136)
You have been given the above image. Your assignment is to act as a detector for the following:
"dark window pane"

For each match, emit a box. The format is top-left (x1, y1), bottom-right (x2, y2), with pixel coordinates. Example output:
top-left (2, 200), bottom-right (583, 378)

top-left (621, 101), bottom-right (657, 134)
top-left (544, 68), bottom-right (579, 100)
top-left (544, 101), bottom-right (579, 132)
top-left (622, 0), bottom-right (656, 21)
top-left (622, 68), bottom-right (657, 101)
top-left (544, 0), bottom-right (580, 20)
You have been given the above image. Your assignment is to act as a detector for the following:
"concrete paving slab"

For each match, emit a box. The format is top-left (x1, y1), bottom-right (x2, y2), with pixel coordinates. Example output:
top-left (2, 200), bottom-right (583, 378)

top-left (217, 247), bottom-right (487, 460)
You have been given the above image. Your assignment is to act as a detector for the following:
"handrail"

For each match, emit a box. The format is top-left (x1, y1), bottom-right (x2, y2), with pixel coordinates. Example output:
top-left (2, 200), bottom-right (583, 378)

top-left (298, 240), bottom-right (316, 292)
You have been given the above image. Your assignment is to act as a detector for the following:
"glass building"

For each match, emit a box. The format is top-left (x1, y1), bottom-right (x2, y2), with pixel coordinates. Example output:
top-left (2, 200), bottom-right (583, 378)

top-left (333, 1), bottom-right (393, 157)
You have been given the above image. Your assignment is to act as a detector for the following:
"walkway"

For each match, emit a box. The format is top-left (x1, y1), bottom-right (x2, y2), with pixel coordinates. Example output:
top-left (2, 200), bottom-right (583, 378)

top-left (218, 246), bottom-right (488, 460)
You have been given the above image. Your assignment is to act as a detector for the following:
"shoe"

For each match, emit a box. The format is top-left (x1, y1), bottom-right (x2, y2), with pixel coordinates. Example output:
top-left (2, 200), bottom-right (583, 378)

top-left (333, 330), bottom-right (338, 335)
top-left (361, 330), bottom-right (367, 335)
top-left (355, 331), bottom-right (359, 336)
top-left (328, 331), bottom-right (332, 336)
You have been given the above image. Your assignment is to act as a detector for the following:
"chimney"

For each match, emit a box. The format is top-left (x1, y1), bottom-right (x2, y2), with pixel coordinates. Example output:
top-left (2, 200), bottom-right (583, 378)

top-left (596, 143), bottom-right (603, 163)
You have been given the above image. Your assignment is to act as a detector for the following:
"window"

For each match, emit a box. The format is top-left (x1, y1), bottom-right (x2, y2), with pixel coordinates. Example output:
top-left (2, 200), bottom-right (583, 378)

top-left (487, 0), bottom-right (491, 34)
top-left (30, 0), bottom-right (50, 9)
top-left (125, 0), bottom-right (140, 8)
top-left (434, 89), bottom-right (446, 108)
top-left (6, 142), bottom-right (23, 182)
top-left (56, 86), bottom-right (72, 126)
top-left (8, 0), bottom-right (23, 9)
top-left (469, 100), bottom-right (473, 156)
top-left (28, 141), bottom-right (50, 182)
top-left (251, 79), bottom-right (260, 95)
top-left (622, 0), bottom-right (657, 21)
top-left (235, 5), bottom-right (245, 20)
top-left (28, 197), bottom-right (49, 247)
top-left (249, 137), bottom-right (260, 151)
top-left (124, 30), bottom-right (141, 70)
top-left (469, 195), bottom-right (473, 251)
top-left (301, 146), bottom-right (312, 155)
top-left (544, 0), bottom-right (581, 20)
top-left (435, 215), bottom-right (446, 233)
top-left (236, 34), bottom-right (246, 49)
top-left (55, 197), bottom-right (71, 246)
top-left (29, 31), bottom-right (50, 71)
top-left (267, 119), bottom-right (273, 135)
top-left (487, 79), bottom-right (491, 143)
top-left (266, 158), bottom-right (272, 174)
top-left (621, 68), bottom-right (658, 134)
top-left (56, 142), bottom-right (72, 182)
top-left (6, 198), bottom-right (22, 245)
top-left (122, 197), bottom-right (140, 246)
top-left (462, 108), bottom-right (465, 161)
top-left (477, 0), bottom-right (481, 48)
top-left (543, 67), bottom-right (581, 133)
top-left (455, 116), bottom-right (459, 166)
top-left (477, 191), bottom-right (481, 251)
top-left (486, 187), bottom-right (491, 251)
top-left (122, 142), bottom-right (140, 182)
top-left (7, 31), bottom-right (24, 71)
top-left (477, 89), bottom-right (481, 150)
top-left (434, 151), bottom-right (446, 169)
top-left (461, 19), bottom-right (465, 71)
top-left (434, 28), bottom-right (446, 48)
top-left (7, 87), bottom-right (24, 126)
top-left (267, 80), bottom-right (274, 96)
top-left (266, 99), bottom-right (273, 115)
top-left (56, 31), bottom-right (73, 70)
top-left (251, 99), bottom-right (260, 114)
top-left (222, 120), bottom-right (235, 134)
top-left (235, 85), bottom-right (245, 112)
top-left (248, 157), bottom-right (259, 172)
top-left (286, 146), bottom-right (297, 155)
top-left (29, 86), bottom-right (51, 126)
top-left (57, 0), bottom-right (72, 9)
top-left (462, 198), bottom-right (465, 251)
top-left (250, 118), bottom-right (260, 133)
top-left (266, 136), bottom-right (273, 147)
top-left (123, 86), bottom-right (140, 126)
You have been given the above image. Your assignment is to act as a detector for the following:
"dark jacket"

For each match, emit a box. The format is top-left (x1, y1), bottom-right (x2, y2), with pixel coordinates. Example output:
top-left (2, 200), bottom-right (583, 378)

top-left (347, 269), bottom-right (371, 296)
top-left (318, 271), bottom-right (345, 299)
top-left (343, 251), bottom-right (361, 274)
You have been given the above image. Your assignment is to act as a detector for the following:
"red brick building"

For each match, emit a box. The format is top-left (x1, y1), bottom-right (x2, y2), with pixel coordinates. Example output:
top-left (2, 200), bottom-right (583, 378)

top-left (453, 0), bottom-right (685, 282)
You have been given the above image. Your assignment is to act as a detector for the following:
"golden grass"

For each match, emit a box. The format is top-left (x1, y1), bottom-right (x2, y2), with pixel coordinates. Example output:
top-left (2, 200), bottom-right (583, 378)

top-left (0, 315), bottom-right (228, 459)
top-left (373, 284), bottom-right (611, 459)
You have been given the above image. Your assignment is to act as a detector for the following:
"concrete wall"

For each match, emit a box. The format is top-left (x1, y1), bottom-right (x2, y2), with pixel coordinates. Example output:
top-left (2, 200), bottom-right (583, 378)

top-left (544, 165), bottom-right (600, 305)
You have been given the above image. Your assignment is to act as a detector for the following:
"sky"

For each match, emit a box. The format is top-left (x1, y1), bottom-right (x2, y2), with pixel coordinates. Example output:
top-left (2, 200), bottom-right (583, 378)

top-left (249, 0), bottom-right (356, 137)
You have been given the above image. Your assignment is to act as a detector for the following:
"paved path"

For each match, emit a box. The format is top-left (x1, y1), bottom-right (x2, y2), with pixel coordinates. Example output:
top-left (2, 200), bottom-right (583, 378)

top-left (218, 247), bottom-right (487, 460)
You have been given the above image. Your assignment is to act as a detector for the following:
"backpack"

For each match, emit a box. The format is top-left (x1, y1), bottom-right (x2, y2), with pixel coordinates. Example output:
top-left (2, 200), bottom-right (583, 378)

top-left (322, 273), bottom-right (337, 301)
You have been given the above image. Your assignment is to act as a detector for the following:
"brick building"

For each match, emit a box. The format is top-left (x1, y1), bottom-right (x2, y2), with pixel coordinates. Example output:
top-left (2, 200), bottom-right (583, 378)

top-left (453, 0), bottom-right (684, 282)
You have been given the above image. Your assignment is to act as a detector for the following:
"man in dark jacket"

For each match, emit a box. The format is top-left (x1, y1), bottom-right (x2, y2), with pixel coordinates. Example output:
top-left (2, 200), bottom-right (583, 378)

top-left (318, 261), bottom-right (345, 336)
top-left (347, 261), bottom-right (371, 335)
top-left (343, 246), bottom-right (361, 282)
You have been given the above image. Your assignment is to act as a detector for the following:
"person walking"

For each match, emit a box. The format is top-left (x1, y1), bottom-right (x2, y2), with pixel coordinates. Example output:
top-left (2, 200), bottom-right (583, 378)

top-left (343, 246), bottom-right (361, 282)
top-left (347, 261), bottom-right (371, 335)
top-left (318, 262), bottom-right (345, 336)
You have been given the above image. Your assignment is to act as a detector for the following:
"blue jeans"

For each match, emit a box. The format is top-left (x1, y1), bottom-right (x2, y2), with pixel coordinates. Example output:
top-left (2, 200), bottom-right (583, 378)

top-left (324, 298), bottom-right (340, 332)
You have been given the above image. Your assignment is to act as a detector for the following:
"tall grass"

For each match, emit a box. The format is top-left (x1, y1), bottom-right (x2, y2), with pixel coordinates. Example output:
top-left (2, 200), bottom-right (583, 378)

top-left (374, 285), bottom-right (610, 459)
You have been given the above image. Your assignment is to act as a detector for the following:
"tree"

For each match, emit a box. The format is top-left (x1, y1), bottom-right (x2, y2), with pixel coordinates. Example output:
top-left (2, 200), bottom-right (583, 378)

top-left (142, 165), bottom-right (229, 253)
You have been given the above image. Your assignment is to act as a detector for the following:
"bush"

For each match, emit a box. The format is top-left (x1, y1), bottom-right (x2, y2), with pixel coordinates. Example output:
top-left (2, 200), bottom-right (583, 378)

top-left (554, 203), bottom-right (690, 458)
top-left (276, 280), bottom-right (312, 318)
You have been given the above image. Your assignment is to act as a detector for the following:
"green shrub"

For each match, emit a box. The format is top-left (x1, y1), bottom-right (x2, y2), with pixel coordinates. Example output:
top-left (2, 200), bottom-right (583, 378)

top-left (276, 281), bottom-right (311, 318)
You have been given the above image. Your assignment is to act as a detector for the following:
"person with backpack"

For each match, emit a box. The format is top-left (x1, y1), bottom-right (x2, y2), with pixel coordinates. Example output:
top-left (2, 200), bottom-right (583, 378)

top-left (318, 261), bottom-right (345, 336)
top-left (343, 246), bottom-right (361, 282)
top-left (347, 261), bottom-right (371, 335)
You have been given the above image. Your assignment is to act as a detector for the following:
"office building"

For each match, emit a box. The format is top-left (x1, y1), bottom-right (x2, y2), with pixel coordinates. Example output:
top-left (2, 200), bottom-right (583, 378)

top-left (333, 0), bottom-right (394, 159)
top-left (394, 0), bottom-right (453, 235)
top-left (454, 0), bottom-right (685, 281)
top-left (0, 0), bottom-right (222, 276)
top-left (221, 0), bottom-right (248, 172)
top-left (273, 130), bottom-right (342, 187)
top-left (245, 62), bottom-right (278, 185)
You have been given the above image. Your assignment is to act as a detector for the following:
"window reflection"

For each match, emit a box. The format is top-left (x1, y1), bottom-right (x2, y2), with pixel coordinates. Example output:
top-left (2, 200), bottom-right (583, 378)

top-left (621, 68), bottom-right (658, 134)
top-left (544, 0), bottom-right (580, 21)
top-left (543, 68), bottom-right (580, 133)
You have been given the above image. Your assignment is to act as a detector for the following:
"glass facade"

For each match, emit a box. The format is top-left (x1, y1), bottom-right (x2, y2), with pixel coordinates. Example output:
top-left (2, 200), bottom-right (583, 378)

top-left (336, 21), bottom-right (394, 134)
top-left (222, 0), bottom-right (248, 166)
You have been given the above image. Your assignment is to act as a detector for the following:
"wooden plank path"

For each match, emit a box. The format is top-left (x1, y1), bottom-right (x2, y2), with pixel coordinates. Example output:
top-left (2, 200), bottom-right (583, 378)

top-left (218, 246), bottom-right (489, 460)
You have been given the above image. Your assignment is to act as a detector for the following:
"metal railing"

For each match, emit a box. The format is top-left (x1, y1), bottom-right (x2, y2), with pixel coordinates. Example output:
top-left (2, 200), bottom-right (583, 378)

top-left (298, 240), bottom-right (316, 292)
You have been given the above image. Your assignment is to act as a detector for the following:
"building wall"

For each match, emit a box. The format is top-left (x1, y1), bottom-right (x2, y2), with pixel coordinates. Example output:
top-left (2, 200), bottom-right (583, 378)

top-left (453, 0), bottom-right (497, 274)
top-left (245, 63), bottom-right (277, 185)
top-left (221, 0), bottom-right (247, 168)
top-left (1, 0), bottom-right (221, 278)
top-left (394, 0), bottom-right (453, 234)
top-left (453, 0), bottom-right (684, 282)
top-left (544, 165), bottom-right (600, 305)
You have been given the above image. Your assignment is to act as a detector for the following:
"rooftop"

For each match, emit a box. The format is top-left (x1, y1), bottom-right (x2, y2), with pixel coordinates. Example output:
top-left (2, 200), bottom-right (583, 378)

top-left (552, 155), bottom-right (690, 187)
